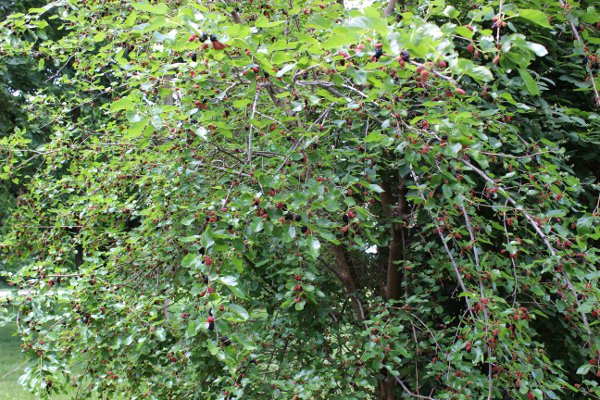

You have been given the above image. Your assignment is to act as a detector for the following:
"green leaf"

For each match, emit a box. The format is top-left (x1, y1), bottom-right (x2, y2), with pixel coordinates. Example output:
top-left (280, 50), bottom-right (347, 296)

top-left (345, 16), bottom-right (387, 35)
top-left (368, 184), bottom-right (385, 193)
top-left (319, 230), bottom-right (340, 244)
top-left (227, 285), bottom-right (248, 299)
top-left (255, 16), bottom-right (284, 28)
top-left (181, 215), bottom-right (195, 226)
top-left (276, 63), bottom-right (296, 78)
top-left (364, 132), bottom-right (385, 143)
top-left (443, 6), bottom-right (459, 19)
top-left (233, 99), bottom-right (251, 109)
top-left (322, 34), bottom-right (351, 49)
top-left (308, 237), bottom-right (321, 258)
top-left (132, 2), bottom-right (169, 15)
top-left (201, 229), bottom-right (215, 249)
top-left (92, 32), bottom-right (105, 42)
top-left (524, 42), bottom-right (548, 57)
top-left (227, 304), bottom-right (249, 321)
top-left (217, 276), bottom-right (238, 287)
top-left (150, 114), bottom-right (163, 130)
top-left (155, 326), bottom-right (166, 341)
top-left (518, 68), bottom-right (540, 95)
top-left (181, 253), bottom-right (199, 268)
top-left (232, 333), bottom-right (257, 350)
top-left (286, 225), bottom-right (296, 241)
top-left (206, 339), bottom-right (219, 355)
top-left (575, 364), bottom-right (592, 375)
top-left (110, 97), bottom-right (135, 112)
top-left (518, 9), bottom-right (552, 28)
top-left (450, 58), bottom-right (493, 82)
top-left (186, 320), bottom-right (197, 337)
top-left (179, 235), bottom-right (200, 243)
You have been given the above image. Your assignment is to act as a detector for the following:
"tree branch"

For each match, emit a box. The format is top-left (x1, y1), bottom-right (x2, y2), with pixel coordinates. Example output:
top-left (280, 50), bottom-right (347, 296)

top-left (247, 89), bottom-right (261, 164)
top-left (383, 0), bottom-right (400, 17)
top-left (394, 376), bottom-right (436, 400)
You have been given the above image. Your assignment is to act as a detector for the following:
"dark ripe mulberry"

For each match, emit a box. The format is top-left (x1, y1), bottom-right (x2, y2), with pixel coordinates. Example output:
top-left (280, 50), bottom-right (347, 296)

top-left (209, 34), bottom-right (217, 43)
top-left (190, 52), bottom-right (197, 62)
top-left (374, 48), bottom-right (383, 60)
top-left (208, 322), bottom-right (215, 331)
top-left (285, 212), bottom-right (293, 221)
top-left (295, 214), bottom-right (301, 222)
top-left (342, 214), bottom-right (349, 223)
top-left (220, 335), bottom-right (232, 346)
top-left (400, 50), bottom-right (410, 62)
top-left (199, 34), bottom-right (208, 43)
top-left (301, 226), bottom-right (308, 233)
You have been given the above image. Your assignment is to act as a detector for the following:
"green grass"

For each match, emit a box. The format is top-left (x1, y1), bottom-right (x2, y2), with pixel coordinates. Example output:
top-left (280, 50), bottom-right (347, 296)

top-left (0, 322), bottom-right (36, 400)
top-left (0, 322), bottom-right (74, 400)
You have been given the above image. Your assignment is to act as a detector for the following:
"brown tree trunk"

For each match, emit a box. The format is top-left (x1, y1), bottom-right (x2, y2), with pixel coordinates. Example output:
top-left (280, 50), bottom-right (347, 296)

top-left (380, 180), bottom-right (406, 301)
top-left (333, 246), bottom-right (365, 320)
top-left (380, 374), bottom-right (397, 399)
top-left (377, 180), bottom-right (408, 399)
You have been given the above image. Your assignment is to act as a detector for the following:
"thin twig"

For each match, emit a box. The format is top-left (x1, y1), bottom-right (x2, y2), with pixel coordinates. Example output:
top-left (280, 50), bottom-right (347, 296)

top-left (247, 89), bottom-right (261, 164)
top-left (462, 158), bottom-right (594, 341)
top-left (460, 202), bottom-right (493, 400)
top-left (393, 376), bottom-right (436, 400)
top-left (556, 0), bottom-right (600, 105)
top-left (409, 168), bottom-right (476, 320)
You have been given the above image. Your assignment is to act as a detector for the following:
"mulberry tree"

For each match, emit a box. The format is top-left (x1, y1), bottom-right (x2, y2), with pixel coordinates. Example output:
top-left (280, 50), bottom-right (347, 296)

top-left (1, 0), bottom-right (600, 399)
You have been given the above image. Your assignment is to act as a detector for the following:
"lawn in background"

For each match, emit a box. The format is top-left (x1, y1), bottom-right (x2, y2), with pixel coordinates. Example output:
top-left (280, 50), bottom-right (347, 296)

top-left (0, 321), bottom-right (36, 400)
top-left (0, 310), bottom-right (71, 399)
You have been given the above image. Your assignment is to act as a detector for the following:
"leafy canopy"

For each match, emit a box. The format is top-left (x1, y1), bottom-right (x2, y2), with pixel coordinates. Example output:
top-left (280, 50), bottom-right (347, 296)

top-left (1, 0), bottom-right (600, 399)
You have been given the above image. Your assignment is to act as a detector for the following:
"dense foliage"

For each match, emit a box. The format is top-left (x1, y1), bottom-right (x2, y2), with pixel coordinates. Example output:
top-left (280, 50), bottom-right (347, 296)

top-left (1, 0), bottom-right (599, 399)
top-left (0, 0), bottom-right (64, 233)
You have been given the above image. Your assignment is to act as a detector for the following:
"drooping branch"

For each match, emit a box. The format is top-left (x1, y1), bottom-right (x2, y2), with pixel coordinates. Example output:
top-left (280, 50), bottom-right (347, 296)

top-left (408, 168), bottom-right (476, 320)
top-left (460, 202), bottom-right (493, 400)
top-left (462, 158), bottom-right (594, 341)
top-left (556, 0), bottom-right (600, 106)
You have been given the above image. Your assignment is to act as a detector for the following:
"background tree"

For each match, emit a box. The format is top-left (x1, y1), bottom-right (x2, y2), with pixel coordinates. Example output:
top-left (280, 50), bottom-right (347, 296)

top-left (1, 0), bottom-right (599, 399)
top-left (0, 0), bottom-right (68, 269)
